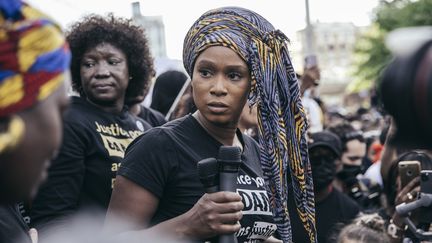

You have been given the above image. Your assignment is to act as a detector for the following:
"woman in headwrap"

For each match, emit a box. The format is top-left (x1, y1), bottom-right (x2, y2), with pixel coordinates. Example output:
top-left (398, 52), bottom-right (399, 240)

top-left (106, 6), bottom-right (316, 242)
top-left (29, 14), bottom-right (153, 234)
top-left (0, 1), bottom-right (70, 242)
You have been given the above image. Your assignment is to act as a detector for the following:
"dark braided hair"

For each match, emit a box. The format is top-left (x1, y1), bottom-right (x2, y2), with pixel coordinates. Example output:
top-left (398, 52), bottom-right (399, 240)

top-left (327, 122), bottom-right (365, 153)
top-left (66, 14), bottom-right (154, 101)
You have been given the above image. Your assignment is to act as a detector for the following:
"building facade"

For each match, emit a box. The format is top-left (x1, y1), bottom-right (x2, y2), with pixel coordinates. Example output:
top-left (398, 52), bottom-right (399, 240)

top-left (131, 2), bottom-right (167, 58)
top-left (296, 22), bottom-right (366, 104)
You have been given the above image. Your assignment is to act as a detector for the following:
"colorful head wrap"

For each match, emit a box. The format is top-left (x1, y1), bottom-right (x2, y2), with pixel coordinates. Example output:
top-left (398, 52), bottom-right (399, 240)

top-left (183, 7), bottom-right (316, 242)
top-left (0, 0), bottom-right (70, 117)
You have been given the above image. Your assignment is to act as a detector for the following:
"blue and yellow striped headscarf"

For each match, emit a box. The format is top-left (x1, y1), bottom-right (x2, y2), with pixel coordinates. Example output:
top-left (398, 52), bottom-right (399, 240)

top-left (184, 7), bottom-right (316, 242)
top-left (0, 0), bottom-right (70, 117)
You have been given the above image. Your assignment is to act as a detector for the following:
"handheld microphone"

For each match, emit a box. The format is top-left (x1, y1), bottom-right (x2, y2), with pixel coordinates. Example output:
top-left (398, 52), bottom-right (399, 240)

top-left (197, 158), bottom-right (219, 193)
top-left (218, 146), bottom-right (242, 243)
top-left (218, 146), bottom-right (242, 192)
top-left (197, 158), bottom-right (220, 243)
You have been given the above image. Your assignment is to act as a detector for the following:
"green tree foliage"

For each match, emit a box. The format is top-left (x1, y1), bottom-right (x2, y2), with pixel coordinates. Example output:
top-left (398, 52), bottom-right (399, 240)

top-left (350, 0), bottom-right (432, 93)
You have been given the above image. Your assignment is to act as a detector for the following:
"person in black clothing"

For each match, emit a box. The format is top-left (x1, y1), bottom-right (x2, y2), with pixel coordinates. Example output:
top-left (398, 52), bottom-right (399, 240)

top-left (0, 1), bottom-right (71, 242)
top-left (327, 123), bottom-right (367, 190)
top-left (127, 88), bottom-right (167, 127)
top-left (328, 122), bottom-right (382, 209)
top-left (289, 131), bottom-right (360, 243)
top-left (150, 70), bottom-right (188, 117)
top-left (107, 115), bottom-right (277, 242)
top-left (30, 14), bottom-right (154, 235)
top-left (105, 6), bottom-right (316, 243)
top-left (134, 105), bottom-right (166, 127)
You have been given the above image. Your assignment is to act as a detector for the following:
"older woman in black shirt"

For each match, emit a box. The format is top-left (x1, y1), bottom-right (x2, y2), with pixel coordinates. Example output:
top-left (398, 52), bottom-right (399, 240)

top-left (30, 14), bottom-right (154, 234)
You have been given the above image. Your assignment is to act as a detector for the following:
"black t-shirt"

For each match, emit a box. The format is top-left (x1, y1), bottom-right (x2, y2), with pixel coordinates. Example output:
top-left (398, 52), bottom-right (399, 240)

top-left (289, 187), bottom-right (360, 243)
top-left (119, 115), bottom-right (276, 242)
top-left (30, 97), bottom-right (151, 231)
top-left (0, 204), bottom-right (31, 243)
top-left (136, 105), bottom-right (167, 127)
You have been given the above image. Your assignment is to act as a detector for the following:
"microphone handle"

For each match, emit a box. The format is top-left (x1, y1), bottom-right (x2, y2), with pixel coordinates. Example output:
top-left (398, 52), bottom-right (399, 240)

top-left (219, 234), bottom-right (237, 243)
top-left (219, 172), bottom-right (238, 243)
top-left (220, 172), bottom-right (238, 192)
top-left (205, 185), bottom-right (219, 193)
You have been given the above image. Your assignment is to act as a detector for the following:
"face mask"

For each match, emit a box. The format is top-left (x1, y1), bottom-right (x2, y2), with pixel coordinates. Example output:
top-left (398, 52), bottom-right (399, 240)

top-left (337, 164), bottom-right (362, 186)
top-left (311, 157), bottom-right (336, 192)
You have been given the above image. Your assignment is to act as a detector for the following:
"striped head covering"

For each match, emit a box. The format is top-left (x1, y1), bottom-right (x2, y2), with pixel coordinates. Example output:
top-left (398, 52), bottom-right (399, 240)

top-left (0, 0), bottom-right (70, 117)
top-left (183, 7), bottom-right (316, 242)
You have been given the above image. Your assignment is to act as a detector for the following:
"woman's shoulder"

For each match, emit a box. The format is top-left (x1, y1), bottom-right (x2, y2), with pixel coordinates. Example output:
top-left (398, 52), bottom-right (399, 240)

top-left (131, 127), bottom-right (166, 143)
top-left (240, 133), bottom-right (264, 177)
top-left (58, 98), bottom-right (94, 132)
top-left (63, 97), bottom-right (97, 121)
top-left (242, 133), bottom-right (259, 148)
top-left (122, 126), bottom-right (180, 169)
top-left (160, 114), bottom-right (193, 128)
top-left (126, 115), bottom-right (196, 154)
top-left (242, 133), bottom-right (260, 157)
top-left (128, 124), bottom-right (179, 150)
top-left (64, 97), bottom-right (145, 126)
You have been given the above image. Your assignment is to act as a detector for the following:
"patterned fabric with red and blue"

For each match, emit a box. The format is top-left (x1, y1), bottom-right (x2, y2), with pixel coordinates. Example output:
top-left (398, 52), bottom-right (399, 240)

top-left (0, 0), bottom-right (70, 117)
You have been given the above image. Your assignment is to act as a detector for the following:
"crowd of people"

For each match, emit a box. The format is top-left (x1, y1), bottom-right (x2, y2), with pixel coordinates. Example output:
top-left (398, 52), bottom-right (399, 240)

top-left (1, 0), bottom-right (432, 243)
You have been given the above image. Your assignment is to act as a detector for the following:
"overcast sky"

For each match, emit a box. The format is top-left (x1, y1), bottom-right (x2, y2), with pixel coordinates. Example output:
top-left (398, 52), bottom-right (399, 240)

top-left (27, 0), bottom-right (380, 60)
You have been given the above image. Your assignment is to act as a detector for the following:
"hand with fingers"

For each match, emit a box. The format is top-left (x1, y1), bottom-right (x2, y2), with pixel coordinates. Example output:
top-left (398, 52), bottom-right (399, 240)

top-left (392, 177), bottom-right (421, 226)
top-left (182, 191), bottom-right (244, 239)
top-left (395, 177), bottom-right (420, 205)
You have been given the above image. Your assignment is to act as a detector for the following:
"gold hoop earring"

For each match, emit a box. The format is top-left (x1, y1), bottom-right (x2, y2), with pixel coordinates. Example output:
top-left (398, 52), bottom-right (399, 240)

top-left (0, 115), bottom-right (25, 154)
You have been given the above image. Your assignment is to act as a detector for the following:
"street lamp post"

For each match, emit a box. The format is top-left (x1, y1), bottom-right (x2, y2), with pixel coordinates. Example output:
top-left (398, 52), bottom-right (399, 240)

top-left (305, 0), bottom-right (314, 56)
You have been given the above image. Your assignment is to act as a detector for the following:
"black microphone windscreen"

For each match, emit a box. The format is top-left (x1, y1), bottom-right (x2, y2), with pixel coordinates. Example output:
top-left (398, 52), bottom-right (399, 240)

top-left (218, 146), bottom-right (241, 163)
